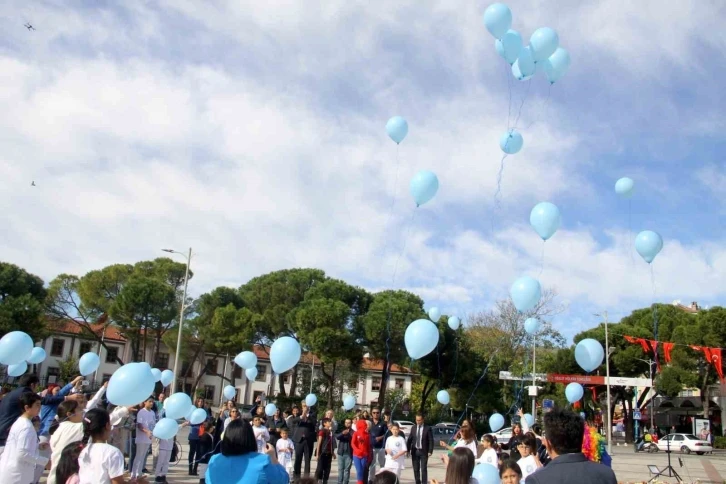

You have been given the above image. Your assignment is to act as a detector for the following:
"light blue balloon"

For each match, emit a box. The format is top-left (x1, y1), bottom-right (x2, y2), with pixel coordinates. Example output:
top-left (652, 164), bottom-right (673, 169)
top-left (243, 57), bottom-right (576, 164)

top-left (343, 394), bottom-right (356, 411)
top-left (448, 316), bottom-right (461, 330)
top-left (265, 403), bottom-right (277, 416)
top-left (499, 129), bottom-right (523, 154)
top-left (245, 367), bottom-right (258, 381)
top-left (223, 385), bottom-right (236, 401)
top-left (530, 27), bottom-right (559, 62)
top-left (234, 351), bottom-right (258, 370)
top-left (386, 116), bottom-right (409, 144)
top-left (0, 331), bottom-right (34, 365)
top-left (165, 392), bottom-right (193, 419)
top-left (483, 3), bottom-right (512, 39)
top-left (160, 369), bottom-right (174, 387)
top-left (495, 29), bottom-right (523, 64)
top-left (473, 462), bottom-right (500, 484)
top-left (575, 338), bottom-right (605, 372)
top-left (437, 390), bottom-right (450, 405)
top-left (409, 170), bottom-right (439, 207)
top-left (189, 408), bottom-right (208, 425)
top-left (428, 307), bottom-right (441, 322)
top-left (511, 60), bottom-right (533, 81)
top-left (523, 413), bottom-right (534, 426)
top-left (489, 413), bottom-right (505, 432)
top-left (151, 368), bottom-right (162, 382)
top-left (565, 382), bottom-right (584, 403)
top-left (524, 317), bottom-right (541, 335)
top-left (405, 319), bottom-right (440, 360)
top-left (305, 394), bottom-right (317, 407)
top-left (26, 347), bottom-right (46, 364)
top-left (516, 46), bottom-right (536, 77)
top-left (270, 337), bottom-right (301, 374)
top-left (615, 177), bottom-right (635, 198)
top-left (510, 276), bottom-right (542, 313)
top-left (153, 417), bottom-right (180, 440)
top-left (8, 361), bottom-right (27, 377)
top-left (79, 352), bottom-right (100, 376)
top-left (107, 362), bottom-right (156, 406)
top-left (530, 202), bottom-right (561, 241)
top-left (543, 47), bottom-right (570, 84)
top-left (635, 230), bottom-right (663, 264)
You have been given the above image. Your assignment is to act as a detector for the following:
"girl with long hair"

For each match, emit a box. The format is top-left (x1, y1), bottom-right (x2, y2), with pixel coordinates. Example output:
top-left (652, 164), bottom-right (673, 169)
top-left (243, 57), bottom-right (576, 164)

top-left (431, 447), bottom-right (476, 484)
top-left (55, 441), bottom-right (85, 484)
top-left (439, 420), bottom-right (478, 456)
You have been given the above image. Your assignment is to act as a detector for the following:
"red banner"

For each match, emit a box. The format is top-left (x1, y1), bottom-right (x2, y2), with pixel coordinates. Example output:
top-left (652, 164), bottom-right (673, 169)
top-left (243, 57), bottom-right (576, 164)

top-left (547, 374), bottom-right (605, 384)
top-left (663, 342), bottom-right (675, 363)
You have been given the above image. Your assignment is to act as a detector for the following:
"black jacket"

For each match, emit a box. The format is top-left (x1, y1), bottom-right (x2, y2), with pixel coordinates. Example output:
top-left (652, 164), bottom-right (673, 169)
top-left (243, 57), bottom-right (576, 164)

top-left (290, 410), bottom-right (317, 443)
top-left (527, 453), bottom-right (616, 484)
top-left (406, 424), bottom-right (434, 455)
top-left (336, 427), bottom-right (353, 456)
top-left (0, 386), bottom-right (65, 445)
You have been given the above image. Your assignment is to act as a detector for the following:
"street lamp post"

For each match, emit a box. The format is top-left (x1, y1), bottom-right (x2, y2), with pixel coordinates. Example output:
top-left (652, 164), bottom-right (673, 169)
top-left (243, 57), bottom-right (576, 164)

top-left (163, 248), bottom-right (192, 395)
top-left (595, 311), bottom-right (612, 454)
top-left (634, 357), bottom-right (655, 432)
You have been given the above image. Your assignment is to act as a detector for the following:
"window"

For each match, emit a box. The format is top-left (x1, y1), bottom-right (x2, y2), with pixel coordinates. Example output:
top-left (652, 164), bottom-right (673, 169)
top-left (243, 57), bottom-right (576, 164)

top-left (101, 373), bottom-right (112, 383)
top-left (155, 353), bottom-right (170, 369)
top-left (255, 364), bottom-right (267, 382)
top-left (79, 342), bottom-right (93, 356)
top-left (206, 358), bottom-right (219, 374)
top-left (50, 339), bottom-right (65, 357)
top-left (47, 367), bottom-right (60, 383)
top-left (105, 346), bottom-right (119, 363)
top-left (372, 377), bottom-right (381, 391)
top-left (394, 378), bottom-right (405, 389)
top-left (181, 361), bottom-right (192, 377)
top-left (253, 390), bottom-right (264, 403)
top-left (233, 366), bottom-right (242, 379)
top-left (283, 371), bottom-right (291, 384)
top-left (203, 385), bottom-right (215, 401)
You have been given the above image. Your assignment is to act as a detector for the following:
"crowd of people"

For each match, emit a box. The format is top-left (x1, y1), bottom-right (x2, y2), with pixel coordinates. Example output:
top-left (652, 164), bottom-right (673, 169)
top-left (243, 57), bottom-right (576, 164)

top-left (0, 374), bottom-right (618, 483)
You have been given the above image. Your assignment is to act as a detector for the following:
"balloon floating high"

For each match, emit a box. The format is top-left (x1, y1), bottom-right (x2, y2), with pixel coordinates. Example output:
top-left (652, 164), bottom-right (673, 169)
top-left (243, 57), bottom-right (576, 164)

top-left (270, 337), bottom-right (301, 374)
top-left (165, 392), bottom-right (193, 420)
top-left (447, 316), bottom-right (461, 330)
top-left (151, 368), bottom-right (162, 382)
top-left (437, 390), bottom-right (450, 405)
top-left (235, 351), bottom-right (258, 370)
top-left (513, 46), bottom-right (535, 79)
top-left (510, 276), bottom-right (542, 313)
top-left (495, 29), bottom-right (523, 65)
top-left (530, 202), bottom-right (561, 241)
top-left (575, 338), bottom-right (605, 372)
top-left (245, 367), bottom-right (258, 381)
top-left (0, 331), bottom-right (34, 365)
top-left (154, 418), bottom-right (179, 440)
top-left (499, 129), bottom-right (523, 154)
top-left (343, 394), bottom-right (356, 411)
top-left (512, 60), bottom-right (533, 82)
top-left (410, 170), bottom-right (439, 207)
top-left (386, 116), bottom-right (409, 144)
top-left (79, 352), bottom-right (100, 376)
top-left (615, 177), bottom-right (635, 198)
top-left (107, 362), bottom-right (156, 406)
top-left (635, 230), bottom-right (663, 264)
top-left (305, 394), bottom-right (317, 407)
top-left (428, 307), bottom-right (441, 322)
top-left (489, 413), bottom-right (505, 432)
top-left (265, 403), bottom-right (277, 416)
top-left (543, 47), bottom-right (571, 84)
top-left (160, 369), bottom-right (174, 387)
top-left (565, 382), bottom-right (584, 403)
top-left (524, 317), bottom-right (541, 335)
top-left (26, 347), bottom-right (46, 364)
top-left (529, 27), bottom-right (559, 62)
top-left (8, 361), bottom-right (27, 377)
top-left (405, 319), bottom-right (440, 360)
top-left (223, 385), bottom-right (236, 401)
top-left (473, 462), bottom-right (500, 484)
top-left (483, 3), bottom-right (512, 39)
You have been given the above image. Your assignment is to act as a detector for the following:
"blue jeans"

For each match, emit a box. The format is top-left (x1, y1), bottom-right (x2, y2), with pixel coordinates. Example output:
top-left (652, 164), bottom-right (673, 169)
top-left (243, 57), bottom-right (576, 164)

top-left (353, 456), bottom-right (368, 483)
top-left (337, 454), bottom-right (352, 484)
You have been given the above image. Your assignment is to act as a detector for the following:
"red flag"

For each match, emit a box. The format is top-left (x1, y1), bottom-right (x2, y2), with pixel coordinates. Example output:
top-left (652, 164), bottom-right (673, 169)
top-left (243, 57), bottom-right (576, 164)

top-left (710, 348), bottom-right (724, 382)
top-left (649, 341), bottom-right (661, 372)
top-left (663, 342), bottom-right (675, 363)
top-left (636, 338), bottom-right (651, 353)
top-left (624, 335), bottom-right (638, 344)
top-left (702, 347), bottom-right (713, 363)
top-left (690, 345), bottom-right (703, 352)
top-left (590, 386), bottom-right (597, 401)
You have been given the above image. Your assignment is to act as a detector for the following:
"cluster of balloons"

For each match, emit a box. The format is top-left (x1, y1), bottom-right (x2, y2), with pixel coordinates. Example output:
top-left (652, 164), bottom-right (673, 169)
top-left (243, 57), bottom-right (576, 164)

top-left (0, 331), bottom-right (36, 374)
top-left (235, 350), bottom-right (260, 380)
top-left (234, 337), bottom-right (302, 381)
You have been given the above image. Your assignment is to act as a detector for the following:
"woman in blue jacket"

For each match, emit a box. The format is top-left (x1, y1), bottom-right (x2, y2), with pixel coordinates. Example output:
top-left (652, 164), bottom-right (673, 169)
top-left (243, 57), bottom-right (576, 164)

top-left (206, 419), bottom-right (289, 484)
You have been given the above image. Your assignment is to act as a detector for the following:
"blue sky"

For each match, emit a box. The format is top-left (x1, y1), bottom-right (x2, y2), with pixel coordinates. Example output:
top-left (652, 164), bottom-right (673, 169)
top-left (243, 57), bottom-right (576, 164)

top-left (1, 1), bottom-right (725, 341)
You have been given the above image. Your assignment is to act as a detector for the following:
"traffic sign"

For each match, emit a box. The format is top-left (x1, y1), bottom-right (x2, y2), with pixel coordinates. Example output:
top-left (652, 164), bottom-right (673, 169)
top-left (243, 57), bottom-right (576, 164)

top-left (543, 399), bottom-right (554, 412)
top-left (633, 411), bottom-right (642, 420)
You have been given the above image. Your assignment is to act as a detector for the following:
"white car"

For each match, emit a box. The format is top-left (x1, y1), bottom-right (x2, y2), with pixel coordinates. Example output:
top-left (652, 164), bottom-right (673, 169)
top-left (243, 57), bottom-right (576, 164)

top-left (490, 427), bottom-right (514, 443)
top-left (394, 420), bottom-right (414, 436)
top-left (655, 434), bottom-right (713, 455)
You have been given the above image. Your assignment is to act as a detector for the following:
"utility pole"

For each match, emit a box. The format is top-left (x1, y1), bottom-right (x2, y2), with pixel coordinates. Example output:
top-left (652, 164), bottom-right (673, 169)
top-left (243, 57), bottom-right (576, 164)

top-left (163, 247), bottom-right (192, 395)
top-left (531, 333), bottom-right (537, 419)
top-left (602, 311), bottom-right (612, 454)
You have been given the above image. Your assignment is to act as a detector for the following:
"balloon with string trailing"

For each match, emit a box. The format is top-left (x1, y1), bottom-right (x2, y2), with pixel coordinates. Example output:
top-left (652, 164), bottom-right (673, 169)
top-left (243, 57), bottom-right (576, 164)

top-left (615, 177), bottom-right (635, 198)
top-left (404, 319), bottom-right (440, 360)
top-left (499, 129), bottom-right (523, 154)
top-left (635, 230), bottom-right (663, 264)
top-left (495, 29), bottom-right (523, 64)
top-left (530, 202), bottom-right (561, 241)
top-left (409, 171), bottom-right (439, 207)
top-left (386, 116), bottom-right (409, 144)
top-left (510, 276), bottom-right (541, 313)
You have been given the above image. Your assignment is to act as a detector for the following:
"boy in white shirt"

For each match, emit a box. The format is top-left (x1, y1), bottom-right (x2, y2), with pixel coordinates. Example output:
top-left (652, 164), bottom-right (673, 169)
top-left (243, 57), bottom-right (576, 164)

top-left (155, 436), bottom-right (174, 483)
top-left (383, 423), bottom-right (407, 477)
top-left (131, 396), bottom-right (157, 480)
top-left (252, 415), bottom-right (270, 454)
top-left (0, 392), bottom-right (48, 484)
top-left (517, 433), bottom-right (542, 482)
top-left (275, 428), bottom-right (295, 480)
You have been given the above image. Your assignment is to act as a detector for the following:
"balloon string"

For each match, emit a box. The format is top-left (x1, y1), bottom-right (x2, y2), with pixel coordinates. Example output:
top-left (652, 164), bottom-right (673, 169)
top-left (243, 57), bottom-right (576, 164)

top-left (651, 264), bottom-right (658, 343)
top-left (390, 208), bottom-right (417, 288)
top-left (505, 61), bottom-right (514, 130)
top-left (494, 153), bottom-right (509, 210)
top-left (628, 199), bottom-right (634, 267)
top-left (538, 240), bottom-right (545, 277)
top-left (450, 348), bottom-right (499, 439)
top-left (510, 78), bottom-right (532, 131)
top-left (524, 83), bottom-right (552, 131)
top-left (451, 336), bottom-right (459, 386)
top-left (509, 333), bottom-right (531, 416)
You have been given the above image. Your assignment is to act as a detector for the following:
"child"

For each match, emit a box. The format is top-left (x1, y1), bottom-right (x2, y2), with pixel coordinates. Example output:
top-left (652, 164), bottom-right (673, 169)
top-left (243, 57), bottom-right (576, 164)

top-left (516, 433), bottom-right (542, 482)
top-left (476, 434), bottom-right (499, 468)
top-left (0, 392), bottom-right (48, 483)
top-left (131, 396), bottom-right (156, 480)
top-left (315, 418), bottom-right (336, 484)
top-left (351, 419), bottom-right (372, 484)
top-left (196, 421), bottom-right (215, 484)
top-left (48, 400), bottom-right (85, 484)
top-left (154, 435), bottom-right (173, 483)
top-left (383, 423), bottom-right (406, 477)
top-left (78, 407), bottom-right (143, 483)
top-left (252, 415), bottom-right (270, 454)
top-left (500, 460), bottom-right (523, 484)
top-left (275, 428), bottom-right (295, 481)
top-left (55, 441), bottom-right (85, 484)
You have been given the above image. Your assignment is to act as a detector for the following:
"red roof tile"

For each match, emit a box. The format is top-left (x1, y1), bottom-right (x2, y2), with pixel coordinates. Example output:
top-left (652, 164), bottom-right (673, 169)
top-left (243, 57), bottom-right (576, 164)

top-left (49, 319), bottom-right (126, 342)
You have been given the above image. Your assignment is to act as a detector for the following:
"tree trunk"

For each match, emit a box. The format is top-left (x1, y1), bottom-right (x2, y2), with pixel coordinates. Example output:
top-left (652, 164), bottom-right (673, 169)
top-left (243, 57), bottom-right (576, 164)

top-left (277, 374), bottom-right (286, 396)
top-left (701, 370), bottom-right (711, 419)
top-left (290, 366), bottom-right (299, 396)
top-left (378, 357), bottom-right (391, 410)
top-left (153, 331), bottom-right (162, 367)
top-left (421, 380), bottom-right (435, 414)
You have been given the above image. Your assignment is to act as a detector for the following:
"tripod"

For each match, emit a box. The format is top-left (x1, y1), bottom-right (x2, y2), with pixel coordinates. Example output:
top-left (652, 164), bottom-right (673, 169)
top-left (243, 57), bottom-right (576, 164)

top-left (649, 429), bottom-right (681, 483)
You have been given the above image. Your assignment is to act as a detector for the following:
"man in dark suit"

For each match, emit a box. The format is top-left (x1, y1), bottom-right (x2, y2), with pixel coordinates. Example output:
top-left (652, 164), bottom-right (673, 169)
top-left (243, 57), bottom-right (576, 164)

top-left (406, 413), bottom-right (433, 484)
top-left (291, 400), bottom-right (317, 482)
top-left (527, 408), bottom-right (617, 484)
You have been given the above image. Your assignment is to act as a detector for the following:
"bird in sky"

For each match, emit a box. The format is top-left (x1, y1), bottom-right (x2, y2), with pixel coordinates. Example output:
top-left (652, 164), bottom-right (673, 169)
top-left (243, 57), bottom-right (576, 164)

top-left (24, 23), bottom-right (35, 31)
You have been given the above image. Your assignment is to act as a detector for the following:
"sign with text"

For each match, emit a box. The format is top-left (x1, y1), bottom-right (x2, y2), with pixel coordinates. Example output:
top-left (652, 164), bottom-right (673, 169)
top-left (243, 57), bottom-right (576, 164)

top-left (498, 371), bottom-right (548, 382)
top-left (546, 374), bottom-right (653, 387)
